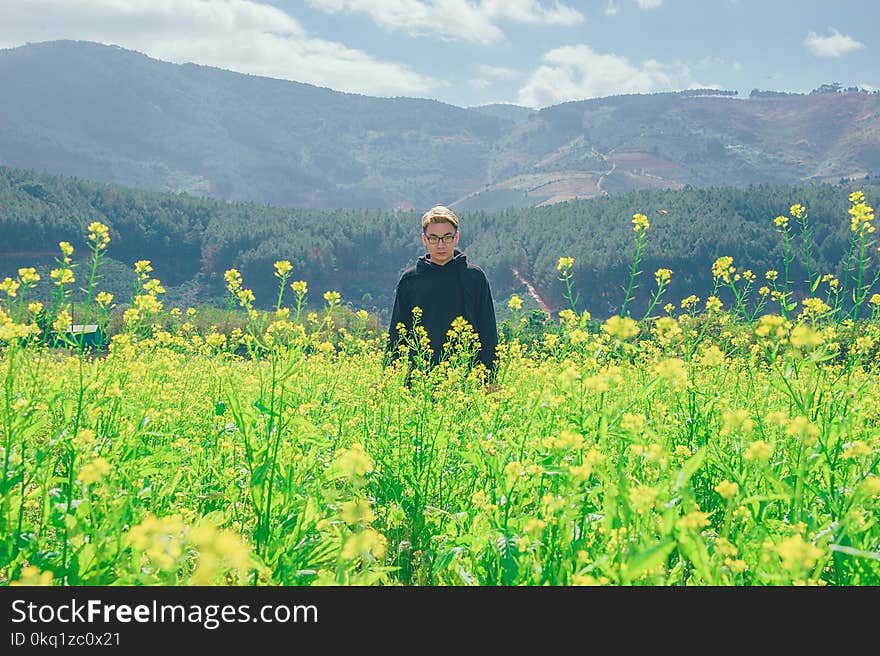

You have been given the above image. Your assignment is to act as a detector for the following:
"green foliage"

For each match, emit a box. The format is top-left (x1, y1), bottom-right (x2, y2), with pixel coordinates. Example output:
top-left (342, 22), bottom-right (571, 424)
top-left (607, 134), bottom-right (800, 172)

top-left (2, 163), bottom-right (880, 329)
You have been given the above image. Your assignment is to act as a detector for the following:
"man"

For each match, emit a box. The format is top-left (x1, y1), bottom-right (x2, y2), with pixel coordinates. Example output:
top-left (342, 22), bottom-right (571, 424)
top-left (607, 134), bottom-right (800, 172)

top-left (386, 205), bottom-right (498, 384)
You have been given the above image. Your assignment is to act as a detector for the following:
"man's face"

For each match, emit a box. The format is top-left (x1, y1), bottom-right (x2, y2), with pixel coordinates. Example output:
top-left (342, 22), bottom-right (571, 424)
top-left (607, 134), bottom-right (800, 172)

top-left (422, 221), bottom-right (459, 266)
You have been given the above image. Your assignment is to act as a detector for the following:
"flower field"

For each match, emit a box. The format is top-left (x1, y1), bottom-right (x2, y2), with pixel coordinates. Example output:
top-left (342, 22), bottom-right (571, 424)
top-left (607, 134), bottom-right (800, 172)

top-left (1, 192), bottom-right (879, 586)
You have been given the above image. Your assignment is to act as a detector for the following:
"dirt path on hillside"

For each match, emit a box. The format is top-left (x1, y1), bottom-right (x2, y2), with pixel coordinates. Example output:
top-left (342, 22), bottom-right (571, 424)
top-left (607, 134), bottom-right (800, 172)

top-left (511, 267), bottom-right (553, 317)
top-left (595, 161), bottom-right (615, 195)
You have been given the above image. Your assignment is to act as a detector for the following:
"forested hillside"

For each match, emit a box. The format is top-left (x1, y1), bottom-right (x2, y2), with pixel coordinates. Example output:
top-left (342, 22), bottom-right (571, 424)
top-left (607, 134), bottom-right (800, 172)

top-left (3, 164), bottom-right (879, 323)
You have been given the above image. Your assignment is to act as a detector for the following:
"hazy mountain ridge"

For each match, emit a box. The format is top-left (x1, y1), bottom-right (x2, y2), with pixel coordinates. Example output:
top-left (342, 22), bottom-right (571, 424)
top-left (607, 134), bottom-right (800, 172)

top-left (2, 40), bottom-right (879, 212)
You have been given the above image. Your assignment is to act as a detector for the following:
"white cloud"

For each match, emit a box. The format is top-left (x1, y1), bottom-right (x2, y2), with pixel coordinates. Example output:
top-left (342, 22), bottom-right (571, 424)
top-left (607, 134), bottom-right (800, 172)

top-left (0, 0), bottom-right (439, 97)
top-left (804, 28), bottom-right (864, 58)
top-left (478, 64), bottom-right (521, 79)
top-left (635, 0), bottom-right (662, 9)
top-left (517, 44), bottom-right (701, 107)
top-left (604, 1), bottom-right (619, 16)
top-left (306, 0), bottom-right (584, 44)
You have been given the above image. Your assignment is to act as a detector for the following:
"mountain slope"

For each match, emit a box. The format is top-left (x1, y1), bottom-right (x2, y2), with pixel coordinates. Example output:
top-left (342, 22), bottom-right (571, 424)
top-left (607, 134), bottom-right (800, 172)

top-left (2, 40), bottom-right (879, 211)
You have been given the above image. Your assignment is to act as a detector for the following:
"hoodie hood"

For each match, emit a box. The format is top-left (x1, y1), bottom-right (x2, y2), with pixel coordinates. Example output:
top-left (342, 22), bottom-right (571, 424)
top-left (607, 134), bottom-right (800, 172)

top-left (416, 248), bottom-right (467, 272)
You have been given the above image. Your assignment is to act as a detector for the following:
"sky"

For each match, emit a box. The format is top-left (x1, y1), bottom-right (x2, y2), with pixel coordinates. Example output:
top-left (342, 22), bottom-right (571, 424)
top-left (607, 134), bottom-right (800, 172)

top-left (1, 0), bottom-right (877, 109)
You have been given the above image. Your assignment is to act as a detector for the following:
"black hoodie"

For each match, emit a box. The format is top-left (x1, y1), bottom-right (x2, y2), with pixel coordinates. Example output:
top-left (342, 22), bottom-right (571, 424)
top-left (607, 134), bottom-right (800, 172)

top-left (386, 249), bottom-right (498, 378)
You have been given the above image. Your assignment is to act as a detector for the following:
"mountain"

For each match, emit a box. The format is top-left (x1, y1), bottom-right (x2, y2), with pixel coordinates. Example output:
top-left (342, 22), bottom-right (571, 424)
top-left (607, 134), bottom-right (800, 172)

top-left (2, 40), bottom-right (879, 211)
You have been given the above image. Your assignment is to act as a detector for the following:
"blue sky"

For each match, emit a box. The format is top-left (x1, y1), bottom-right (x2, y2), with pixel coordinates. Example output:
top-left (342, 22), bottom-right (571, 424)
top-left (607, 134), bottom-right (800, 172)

top-left (2, 1), bottom-right (876, 108)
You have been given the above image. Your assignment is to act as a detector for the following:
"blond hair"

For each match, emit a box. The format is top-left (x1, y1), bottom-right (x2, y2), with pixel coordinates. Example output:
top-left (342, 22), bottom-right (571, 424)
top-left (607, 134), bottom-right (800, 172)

top-left (421, 205), bottom-right (459, 232)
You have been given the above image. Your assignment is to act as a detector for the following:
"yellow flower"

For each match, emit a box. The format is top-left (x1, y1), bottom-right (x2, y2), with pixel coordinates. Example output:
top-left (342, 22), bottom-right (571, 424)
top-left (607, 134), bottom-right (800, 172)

top-left (774, 534), bottom-right (823, 572)
top-left (0, 277), bottom-right (20, 298)
top-left (123, 307), bottom-right (141, 325)
top-left (721, 408), bottom-right (753, 435)
top-left (59, 241), bottom-right (74, 257)
top-left (188, 524), bottom-right (254, 585)
top-left (28, 301), bottom-right (43, 315)
top-left (95, 291), bottom-right (114, 306)
top-left (798, 298), bottom-right (830, 321)
top-left (715, 480), bottom-right (739, 500)
top-left (849, 190), bottom-right (865, 204)
top-left (848, 191), bottom-right (875, 233)
top-left (705, 296), bottom-right (723, 312)
top-left (674, 445), bottom-right (692, 458)
top-left (10, 565), bottom-right (54, 586)
top-left (651, 316), bottom-right (681, 343)
top-left (755, 313), bottom-right (787, 339)
top-left (341, 499), bottom-right (375, 525)
top-left (323, 290), bottom-right (341, 306)
top-left (78, 457), bottom-right (112, 485)
top-left (654, 357), bottom-right (688, 388)
top-left (558, 308), bottom-right (577, 326)
top-left (601, 315), bottom-right (639, 340)
top-left (789, 324), bottom-right (823, 350)
top-left (654, 268), bottom-right (672, 285)
top-left (790, 203), bottom-right (806, 219)
top-left (842, 441), bottom-right (872, 459)
top-left (765, 270), bottom-right (778, 281)
top-left (126, 514), bottom-right (186, 572)
top-left (17, 267), bottom-right (40, 284)
top-left (224, 268), bottom-right (242, 292)
top-left (237, 288), bottom-right (255, 307)
top-left (857, 477), bottom-right (880, 498)
top-left (134, 259), bottom-right (153, 277)
top-left (556, 256), bottom-right (574, 273)
top-left (143, 278), bottom-right (165, 295)
top-left (628, 484), bottom-right (658, 512)
top-left (205, 332), bottom-right (227, 350)
top-left (700, 345), bottom-right (725, 367)
top-left (134, 294), bottom-right (163, 314)
top-left (87, 221), bottom-right (111, 248)
top-left (743, 440), bottom-right (773, 462)
top-left (631, 213), bottom-right (650, 232)
top-left (711, 256), bottom-right (735, 282)
top-left (50, 268), bottom-right (74, 286)
top-left (774, 215), bottom-right (789, 229)
top-left (52, 309), bottom-right (72, 334)
top-left (341, 529), bottom-right (387, 560)
top-left (680, 294), bottom-right (700, 310)
top-left (274, 260), bottom-right (293, 278)
top-left (785, 416), bottom-right (819, 446)
top-left (332, 443), bottom-right (374, 480)
top-left (620, 413), bottom-right (646, 435)
top-left (291, 280), bottom-right (308, 295)
top-left (677, 511), bottom-right (711, 531)
top-left (507, 294), bottom-right (523, 311)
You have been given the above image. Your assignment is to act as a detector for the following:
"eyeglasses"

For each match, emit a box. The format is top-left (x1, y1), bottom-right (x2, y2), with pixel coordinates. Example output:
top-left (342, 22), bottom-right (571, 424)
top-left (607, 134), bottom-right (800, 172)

top-left (425, 233), bottom-right (456, 245)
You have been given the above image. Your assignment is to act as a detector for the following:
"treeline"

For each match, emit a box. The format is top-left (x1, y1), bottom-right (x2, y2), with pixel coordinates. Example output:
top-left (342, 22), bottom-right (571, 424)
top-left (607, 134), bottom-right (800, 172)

top-left (1, 164), bottom-right (878, 322)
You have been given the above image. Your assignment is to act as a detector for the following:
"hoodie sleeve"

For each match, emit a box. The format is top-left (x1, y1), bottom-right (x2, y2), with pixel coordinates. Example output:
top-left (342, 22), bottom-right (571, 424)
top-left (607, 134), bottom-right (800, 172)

top-left (385, 279), bottom-right (406, 365)
top-left (475, 272), bottom-right (499, 379)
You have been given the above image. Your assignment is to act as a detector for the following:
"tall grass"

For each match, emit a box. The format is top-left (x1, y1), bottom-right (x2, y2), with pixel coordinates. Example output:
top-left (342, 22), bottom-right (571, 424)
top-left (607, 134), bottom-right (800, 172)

top-left (1, 190), bottom-right (878, 586)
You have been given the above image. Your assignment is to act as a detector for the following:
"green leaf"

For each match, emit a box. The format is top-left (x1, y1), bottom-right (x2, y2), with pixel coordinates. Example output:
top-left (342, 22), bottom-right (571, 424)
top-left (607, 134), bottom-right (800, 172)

top-left (676, 533), bottom-right (714, 583)
top-left (622, 539), bottom-right (675, 583)
top-left (673, 446), bottom-right (707, 492)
